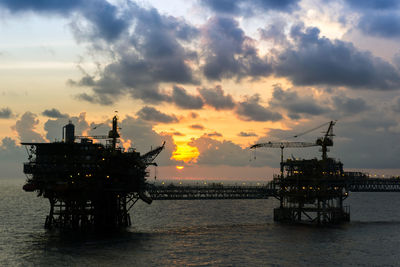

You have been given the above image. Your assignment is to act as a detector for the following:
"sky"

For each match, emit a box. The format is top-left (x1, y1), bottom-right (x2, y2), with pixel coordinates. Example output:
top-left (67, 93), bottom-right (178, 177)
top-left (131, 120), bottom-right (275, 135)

top-left (1, 0), bottom-right (400, 180)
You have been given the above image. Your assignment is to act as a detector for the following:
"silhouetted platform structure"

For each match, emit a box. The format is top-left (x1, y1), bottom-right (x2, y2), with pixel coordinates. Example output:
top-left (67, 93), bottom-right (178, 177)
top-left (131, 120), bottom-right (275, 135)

top-left (22, 118), bottom-right (400, 230)
top-left (22, 116), bottom-right (164, 230)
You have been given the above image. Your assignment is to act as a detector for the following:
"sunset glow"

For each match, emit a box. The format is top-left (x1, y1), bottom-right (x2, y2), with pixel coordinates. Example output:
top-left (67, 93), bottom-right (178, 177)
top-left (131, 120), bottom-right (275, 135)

top-left (0, 0), bottom-right (400, 180)
top-left (172, 142), bottom-right (200, 162)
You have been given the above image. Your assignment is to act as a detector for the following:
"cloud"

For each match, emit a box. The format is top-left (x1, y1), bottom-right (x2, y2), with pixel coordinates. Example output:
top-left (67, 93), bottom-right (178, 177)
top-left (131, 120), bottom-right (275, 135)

top-left (0, 137), bottom-right (26, 178)
top-left (68, 4), bottom-right (199, 105)
top-left (172, 131), bottom-right (185, 136)
top-left (75, 1), bottom-right (131, 42)
top-left (189, 136), bottom-right (249, 166)
top-left (393, 97), bottom-right (400, 113)
top-left (238, 131), bottom-right (258, 137)
top-left (67, 75), bottom-right (95, 87)
top-left (345, 0), bottom-right (399, 10)
top-left (275, 24), bottom-right (400, 90)
top-left (334, 118), bottom-right (400, 169)
top-left (0, 0), bottom-right (130, 42)
top-left (188, 136), bottom-right (275, 166)
top-left (0, 0), bottom-right (81, 14)
top-left (189, 124), bottom-right (205, 130)
top-left (120, 116), bottom-right (178, 166)
top-left (253, 115), bottom-right (400, 169)
top-left (269, 85), bottom-right (330, 119)
top-left (259, 18), bottom-right (288, 46)
top-left (332, 95), bottom-right (369, 115)
top-left (236, 94), bottom-right (282, 122)
top-left (202, 16), bottom-right (273, 80)
top-left (75, 93), bottom-right (113, 106)
top-left (197, 85), bottom-right (235, 110)
top-left (0, 107), bottom-right (13, 119)
top-left (189, 112), bottom-right (199, 119)
top-left (200, 0), bottom-right (300, 16)
top-left (136, 106), bottom-right (179, 123)
top-left (205, 131), bottom-right (222, 137)
top-left (43, 112), bottom-right (90, 141)
top-left (2, 2), bottom-right (199, 106)
top-left (344, 0), bottom-right (400, 39)
top-left (358, 12), bottom-right (400, 38)
top-left (172, 85), bottom-right (204, 109)
top-left (42, 108), bottom-right (68, 119)
top-left (13, 112), bottom-right (46, 143)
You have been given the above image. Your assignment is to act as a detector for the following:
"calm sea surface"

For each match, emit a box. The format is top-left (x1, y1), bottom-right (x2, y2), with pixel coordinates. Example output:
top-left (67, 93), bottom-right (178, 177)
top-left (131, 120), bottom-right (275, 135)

top-left (1, 178), bottom-right (400, 266)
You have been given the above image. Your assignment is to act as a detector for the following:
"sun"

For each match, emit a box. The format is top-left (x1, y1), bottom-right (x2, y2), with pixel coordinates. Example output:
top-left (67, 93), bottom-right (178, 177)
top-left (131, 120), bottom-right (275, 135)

top-left (172, 142), bottom-right (200, 162)
top-left (176, 166), bottom-right (184, 170)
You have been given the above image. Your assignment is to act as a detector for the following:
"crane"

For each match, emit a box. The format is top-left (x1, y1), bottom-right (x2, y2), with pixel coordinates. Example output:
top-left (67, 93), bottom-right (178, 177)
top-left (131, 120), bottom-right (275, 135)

top-left (249, 121), bottom-right (337, 172)
top-left (141, 141), bottom-right (166, 166)
top-left (250, 141), bottom-right (316, 173)
top-left (293, 120), bottom-right (336, 160)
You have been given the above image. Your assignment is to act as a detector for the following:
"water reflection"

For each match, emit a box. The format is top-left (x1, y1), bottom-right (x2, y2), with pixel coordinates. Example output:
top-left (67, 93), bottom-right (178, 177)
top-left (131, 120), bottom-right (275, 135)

top-left (2, 181), bottom-right (400, 266)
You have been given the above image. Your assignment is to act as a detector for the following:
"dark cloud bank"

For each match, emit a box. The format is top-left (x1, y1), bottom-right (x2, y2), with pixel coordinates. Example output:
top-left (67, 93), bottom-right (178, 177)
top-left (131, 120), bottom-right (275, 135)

top-left (1, 1), bottom-right (400, 173)
top-left (345, 0), bottom-right (400, 39)
top-left (3, 0), bottom-right (400, 109)
top-left (200, 0), bottom-right (301, 15)
top-left (275, 24), bottom-right (400, 90)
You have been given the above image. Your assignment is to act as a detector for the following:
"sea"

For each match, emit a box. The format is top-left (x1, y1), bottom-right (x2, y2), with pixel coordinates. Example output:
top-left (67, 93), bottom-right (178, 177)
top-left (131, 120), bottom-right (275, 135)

top-left (1, 178), bottom-right (400, 267)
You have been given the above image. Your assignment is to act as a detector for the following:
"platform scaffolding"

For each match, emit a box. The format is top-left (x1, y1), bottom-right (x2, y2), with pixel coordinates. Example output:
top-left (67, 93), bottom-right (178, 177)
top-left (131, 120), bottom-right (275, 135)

top-left (273, 158), bottom-right (350, 224)
top-left (42, 192), bottom-right (143, 230)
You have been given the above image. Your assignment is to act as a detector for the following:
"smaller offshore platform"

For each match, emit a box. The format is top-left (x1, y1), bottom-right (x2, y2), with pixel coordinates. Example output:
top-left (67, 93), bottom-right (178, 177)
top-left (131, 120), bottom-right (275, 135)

top-left (22, 115), bottom-right (164, 230)
top-left (251, 121), bottom-right (350, 224)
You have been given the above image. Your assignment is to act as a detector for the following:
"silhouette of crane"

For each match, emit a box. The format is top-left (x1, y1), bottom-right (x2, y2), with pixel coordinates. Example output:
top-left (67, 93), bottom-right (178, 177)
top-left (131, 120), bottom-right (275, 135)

top-left (250, 121), bottom-right (337, 173)
top-left (250, 141), bottom-right (316, 173)
top-left (293, 120), bottom-right (336, 160)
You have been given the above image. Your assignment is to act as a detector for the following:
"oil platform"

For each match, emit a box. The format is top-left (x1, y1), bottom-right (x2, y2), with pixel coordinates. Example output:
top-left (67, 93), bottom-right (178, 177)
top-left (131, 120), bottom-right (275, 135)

top-left (22, 118), bottom-right (400, 229)
top-left (22, 116), bottom-right (164, 230)
top-left (250, 121), bottom-right (351, 224)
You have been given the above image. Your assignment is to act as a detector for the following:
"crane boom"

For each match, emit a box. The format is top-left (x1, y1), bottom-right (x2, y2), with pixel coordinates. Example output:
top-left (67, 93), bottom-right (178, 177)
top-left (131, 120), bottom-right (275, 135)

top-left (250, 141), bottom-right (316, 149)
top-left (250, 141), bottom-right (317, 174)
top-left (141, 141), bottom-right (166, 166)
